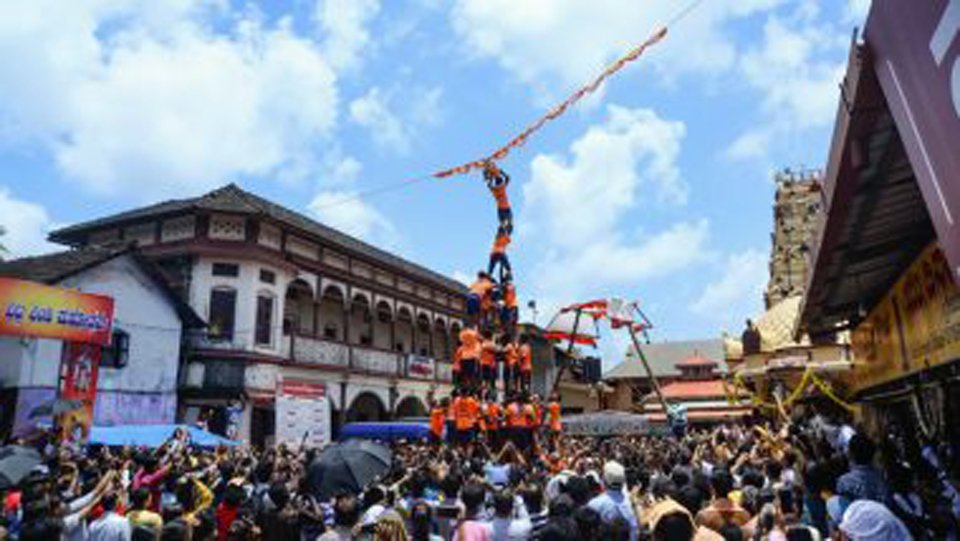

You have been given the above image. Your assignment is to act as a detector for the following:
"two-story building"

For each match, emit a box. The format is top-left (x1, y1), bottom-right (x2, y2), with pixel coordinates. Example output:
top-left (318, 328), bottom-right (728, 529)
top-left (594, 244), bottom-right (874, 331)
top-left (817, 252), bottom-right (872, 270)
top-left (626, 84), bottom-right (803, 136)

top-left (48, 184), bottom-right (467, 445)
top-left (0, 244), bottom-right (204, 436)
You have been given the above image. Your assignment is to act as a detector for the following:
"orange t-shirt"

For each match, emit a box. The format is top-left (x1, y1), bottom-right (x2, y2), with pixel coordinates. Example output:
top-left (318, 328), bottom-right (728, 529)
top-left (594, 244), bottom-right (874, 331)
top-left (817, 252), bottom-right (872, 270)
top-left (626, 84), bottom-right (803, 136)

top-left (503, 284), bottom-right (517, 308)
top-left (505, 403), bottom-right (524, 428)
top-left (480, 340), bottom-right (497, 367)
top-left (486, 402), bottom-right (502, 430)
top-left (455, 396), bottom-right (479, 431)
top-left (492, 234), bottom-right (511, 254)
top-left (470, 278), bottom-right (494, 297)
top-left (491, 185), bottom-right (510, 210)
top-left (519, 344), bottom-right (532, 372)
top-left (548, 402), bottom-right (562, 432)
top-left (430, 407), bottom-right (446, 436)
top-left (505, 343), bottom-right (519, 367)
top-left (459, 328), bottom-right (481, 360)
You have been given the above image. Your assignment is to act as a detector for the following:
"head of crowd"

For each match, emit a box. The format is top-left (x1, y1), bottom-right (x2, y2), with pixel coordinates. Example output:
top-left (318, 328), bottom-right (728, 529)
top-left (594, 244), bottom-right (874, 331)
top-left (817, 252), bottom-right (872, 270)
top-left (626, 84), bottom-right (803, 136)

top-left (0, 407), bottom-right (957, 541)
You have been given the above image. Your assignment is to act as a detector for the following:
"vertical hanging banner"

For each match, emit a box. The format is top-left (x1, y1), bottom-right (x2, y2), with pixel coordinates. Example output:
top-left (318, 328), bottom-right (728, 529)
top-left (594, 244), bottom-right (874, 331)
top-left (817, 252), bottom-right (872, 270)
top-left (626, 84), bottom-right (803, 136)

top-left (0, 277), bottom-right (114, 345)
top-left (59, 341), bottom-right (102, 443)
top-left (275, 377), bottom-right (330, 448)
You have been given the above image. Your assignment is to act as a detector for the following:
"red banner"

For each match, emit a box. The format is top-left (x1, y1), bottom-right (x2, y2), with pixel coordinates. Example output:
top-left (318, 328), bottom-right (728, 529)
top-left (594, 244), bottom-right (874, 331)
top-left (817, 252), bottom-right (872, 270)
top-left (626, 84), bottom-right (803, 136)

top-left (59, 341), bottom-right (101, 443)
top-left (279, 378), bottom-right (326, 399)
top-left (0, 277), bottom-right (114, 345)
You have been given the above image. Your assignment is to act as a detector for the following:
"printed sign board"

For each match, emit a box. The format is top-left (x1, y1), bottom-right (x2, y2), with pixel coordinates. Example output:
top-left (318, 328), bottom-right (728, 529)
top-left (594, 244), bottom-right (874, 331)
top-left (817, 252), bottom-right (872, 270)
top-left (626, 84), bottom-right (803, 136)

top-left (275, 377), bottom-right (330, 448)
top-left (0, 277), bottom-right (114, 345)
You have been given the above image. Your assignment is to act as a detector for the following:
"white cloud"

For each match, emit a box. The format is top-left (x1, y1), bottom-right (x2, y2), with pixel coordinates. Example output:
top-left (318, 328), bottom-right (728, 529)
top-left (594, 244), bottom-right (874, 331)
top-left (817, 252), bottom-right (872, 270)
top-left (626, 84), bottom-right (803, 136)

top-left (519, 104), bottom-right (707, 312)
top-left (726, 11), bottom-right (847, 160)
top-left (349, 85), bottom-right (445, 154)
top-left (691, 248), bottom-right (768, 329)
top-left (0, 187), bottom-right (58, 257)
top-left (321, 152), bottom-right (364, 185)
top-left (450, 0), bottom-right (784, 96)
top-left (844, 0), bottom-right (872, 23)
top-left (314, 0), bottom-right (380, 71)
top-left (523, 105), bottom-right (687, 248)
top-left (309, 190), bottom-right (398, 247)
top-left (349, 87), bottom-right (410, 153)
top-left (0, 1), bottom-right (339, 199)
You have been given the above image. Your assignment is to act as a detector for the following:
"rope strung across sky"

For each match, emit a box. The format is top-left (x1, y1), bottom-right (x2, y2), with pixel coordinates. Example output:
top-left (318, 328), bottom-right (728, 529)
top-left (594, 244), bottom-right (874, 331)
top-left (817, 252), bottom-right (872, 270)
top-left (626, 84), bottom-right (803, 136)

top-left (309, 0), bottom-right (706, 212)
top-left (432, 25), bottom-right (669, 179)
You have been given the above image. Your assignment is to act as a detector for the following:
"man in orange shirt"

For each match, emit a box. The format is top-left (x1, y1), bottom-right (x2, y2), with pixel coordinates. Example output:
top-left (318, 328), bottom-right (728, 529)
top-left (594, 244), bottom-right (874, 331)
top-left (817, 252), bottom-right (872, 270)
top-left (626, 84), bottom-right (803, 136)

top-left (488, 233), bottom-right (512, 284)
top-left (518, 335), bottom-right (533, 394)
top-left (500, 280), bottom-right (518, 333)
top-left (547, 394), bottom-right (562, 432)
top-left (484, 391), bottom-right (502, 449)
top-left (467, 272), bottom-right (494, 326)
top-left (480, 331), bottom-right (498, 393)
top-left (503, 337), bottom-right (519, 396)
top-left (429, 399), bottom-right (446, 445)
top-left (521, 396), bottom-right (538, 452)
top-left (457, 326), bottom-right (481, 393)
top-left (504, 394), bottom-right (523, 449)
top-left (484, 162), bottom-right (513, 235)
top-left (454, 391), bottom-right (480, 446)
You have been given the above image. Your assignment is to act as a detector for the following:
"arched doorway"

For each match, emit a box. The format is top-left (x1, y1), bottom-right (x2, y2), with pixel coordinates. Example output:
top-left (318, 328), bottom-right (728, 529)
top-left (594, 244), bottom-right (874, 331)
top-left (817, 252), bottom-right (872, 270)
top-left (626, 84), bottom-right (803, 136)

top-left (319, 285), bottom-right (345, 341)
top-left (433, 318), bottom-right (449, 360)
top-left (346, 392), bottom-right (387, 422)
top-left (395, 307), bottom-right (413, 353)
top-left (395, 396), bottom-right (427, 419)
top-left (348, 294), bottom-right (372, 346)
top-left (373, 301), bottom-right (393, 350)
top-left (415, 314), bottom-right (431, 356)
top-left (284, 279), bottom-right (315, 336)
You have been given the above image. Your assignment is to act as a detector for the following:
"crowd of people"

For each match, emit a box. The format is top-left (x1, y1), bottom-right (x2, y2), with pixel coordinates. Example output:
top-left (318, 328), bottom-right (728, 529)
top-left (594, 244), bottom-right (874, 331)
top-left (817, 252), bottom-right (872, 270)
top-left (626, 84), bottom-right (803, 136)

top-left (2, 410), bottom-right (958, 541)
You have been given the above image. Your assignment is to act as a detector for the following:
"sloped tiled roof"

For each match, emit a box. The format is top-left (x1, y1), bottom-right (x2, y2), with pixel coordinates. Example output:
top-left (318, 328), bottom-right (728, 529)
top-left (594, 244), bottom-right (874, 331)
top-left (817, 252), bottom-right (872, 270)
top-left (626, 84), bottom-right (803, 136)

top-left (659, 379), bottom-right (731, 399)
top-left (675, 355), bottom-right (717, 367)
top-left (0, 243), bottom-right (204, 327)
top-left (0, 243), bottom-right (133, 283)
top-left (49, 184), bottom-right (466, 293)
top-left (604, 338), bottom-right (724, 380)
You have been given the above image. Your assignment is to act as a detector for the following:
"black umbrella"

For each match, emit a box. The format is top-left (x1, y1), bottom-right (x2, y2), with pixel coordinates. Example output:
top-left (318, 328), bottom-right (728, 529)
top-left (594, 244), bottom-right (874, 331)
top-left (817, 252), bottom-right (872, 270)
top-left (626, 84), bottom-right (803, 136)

top-left (0, 445), bottom-right (42, 489)
top-left (308, 439), bottom-right (392, 499)
top-left (29, 398), bottom-right (84, 419)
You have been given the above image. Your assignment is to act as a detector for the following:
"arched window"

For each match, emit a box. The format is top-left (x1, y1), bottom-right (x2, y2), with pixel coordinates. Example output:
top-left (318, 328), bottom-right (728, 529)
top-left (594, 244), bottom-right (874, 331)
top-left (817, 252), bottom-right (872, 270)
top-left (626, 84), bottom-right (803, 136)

top-left (255, 292), bottom-right (275, 346)
top-left (209, 287), bottom-right (237, 342)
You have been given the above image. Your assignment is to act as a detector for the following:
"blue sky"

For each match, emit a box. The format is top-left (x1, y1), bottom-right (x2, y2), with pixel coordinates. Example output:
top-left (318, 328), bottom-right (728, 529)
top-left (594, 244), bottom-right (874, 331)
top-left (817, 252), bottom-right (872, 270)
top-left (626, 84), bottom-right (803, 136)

top-left (0, 0), bottom-right (871, 361)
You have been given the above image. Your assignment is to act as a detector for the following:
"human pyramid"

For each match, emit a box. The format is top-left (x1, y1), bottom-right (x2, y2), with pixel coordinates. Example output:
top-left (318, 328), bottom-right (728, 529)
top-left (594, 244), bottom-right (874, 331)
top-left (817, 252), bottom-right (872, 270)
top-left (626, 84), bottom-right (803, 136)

top-left (428, 163), bottom-right (562, 453)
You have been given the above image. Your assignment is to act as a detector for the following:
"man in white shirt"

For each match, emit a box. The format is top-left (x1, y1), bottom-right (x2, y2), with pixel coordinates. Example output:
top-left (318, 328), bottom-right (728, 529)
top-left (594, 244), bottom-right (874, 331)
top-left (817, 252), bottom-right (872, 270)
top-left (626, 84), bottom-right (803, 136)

top-left (89, 493), bottom-right (131, 541)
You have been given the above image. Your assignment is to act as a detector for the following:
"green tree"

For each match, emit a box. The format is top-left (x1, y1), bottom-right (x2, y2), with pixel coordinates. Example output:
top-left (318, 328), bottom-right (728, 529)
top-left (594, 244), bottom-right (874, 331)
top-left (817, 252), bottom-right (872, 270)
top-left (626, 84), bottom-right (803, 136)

top-left (0, 225), bottom-right (7, 260)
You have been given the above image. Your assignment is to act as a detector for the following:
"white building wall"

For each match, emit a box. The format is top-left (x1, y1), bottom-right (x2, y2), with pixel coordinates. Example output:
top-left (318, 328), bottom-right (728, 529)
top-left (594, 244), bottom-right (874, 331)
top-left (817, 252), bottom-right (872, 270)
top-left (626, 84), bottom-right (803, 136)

top-left (189, 256), bottom-right (293, 357)
top-left (5, 255), bottom-right (186, 433)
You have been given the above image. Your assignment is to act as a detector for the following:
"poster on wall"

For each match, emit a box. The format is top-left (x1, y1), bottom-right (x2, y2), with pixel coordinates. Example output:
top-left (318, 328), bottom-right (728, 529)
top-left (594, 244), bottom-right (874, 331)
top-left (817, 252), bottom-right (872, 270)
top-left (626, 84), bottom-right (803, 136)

top-left (275, 377), bottom-right (330, 448)
top-left (851, 243), bottom-right (960, 392)
top-left (0, 277), bottom-right (114, 345)
top-left (59, 341), bottom-right (102, 443)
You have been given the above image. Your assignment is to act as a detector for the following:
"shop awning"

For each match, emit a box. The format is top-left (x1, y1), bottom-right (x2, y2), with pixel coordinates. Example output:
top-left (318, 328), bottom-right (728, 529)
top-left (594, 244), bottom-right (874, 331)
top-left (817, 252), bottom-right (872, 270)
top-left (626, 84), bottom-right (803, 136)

top-left (800, 37), bottom-right (936, 337)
